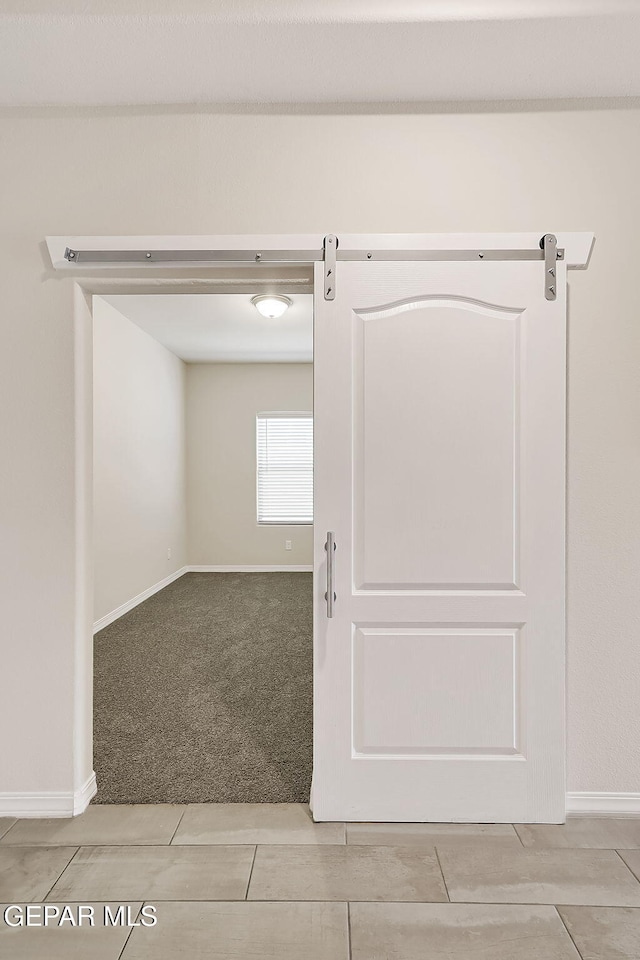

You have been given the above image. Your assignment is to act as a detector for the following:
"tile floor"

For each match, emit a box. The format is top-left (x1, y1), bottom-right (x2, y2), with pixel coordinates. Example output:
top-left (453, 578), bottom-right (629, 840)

top-left (2, 804), bottom-right (640, 958)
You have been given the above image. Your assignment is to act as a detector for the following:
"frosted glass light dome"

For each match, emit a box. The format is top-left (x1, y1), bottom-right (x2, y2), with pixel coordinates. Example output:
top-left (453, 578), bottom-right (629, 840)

top-left (251, 295), bottom-right (292, 319)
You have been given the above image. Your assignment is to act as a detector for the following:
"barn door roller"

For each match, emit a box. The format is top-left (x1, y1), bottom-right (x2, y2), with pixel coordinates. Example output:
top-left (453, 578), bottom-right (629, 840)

top-left (542, 233), bottom-right (558, 301)
top-left (323, 235), bottom-right (337, 301)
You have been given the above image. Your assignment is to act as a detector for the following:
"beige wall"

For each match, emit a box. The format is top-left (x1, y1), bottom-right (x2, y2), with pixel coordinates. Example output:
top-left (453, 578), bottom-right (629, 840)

top-left (93, 298), bottom-right (187, 624)
top-left (1, 103), bottom-right (639, 804)
top-left (187, 363), bottom-right (313, 566)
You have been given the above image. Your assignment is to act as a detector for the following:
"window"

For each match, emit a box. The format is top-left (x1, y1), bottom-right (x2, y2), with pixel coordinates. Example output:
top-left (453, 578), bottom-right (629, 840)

top-left (257, 413), bottom-right (313, 524)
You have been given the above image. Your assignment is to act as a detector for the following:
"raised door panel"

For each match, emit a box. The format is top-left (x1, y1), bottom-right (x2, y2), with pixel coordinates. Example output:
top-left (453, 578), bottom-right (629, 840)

top-left (352, 626), bottom-right (521, 756)
top-left (353, 297), bottom-right (522, 591)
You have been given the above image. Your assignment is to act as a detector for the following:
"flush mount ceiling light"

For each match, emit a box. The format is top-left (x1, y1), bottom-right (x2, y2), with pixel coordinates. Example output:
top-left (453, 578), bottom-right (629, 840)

top-left (251, 295), bottom-right (292, 319)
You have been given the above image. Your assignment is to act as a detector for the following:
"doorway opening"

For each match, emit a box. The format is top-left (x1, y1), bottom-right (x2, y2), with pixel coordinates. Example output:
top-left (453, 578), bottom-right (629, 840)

top-left (90, 289), bottom-right (314, 804)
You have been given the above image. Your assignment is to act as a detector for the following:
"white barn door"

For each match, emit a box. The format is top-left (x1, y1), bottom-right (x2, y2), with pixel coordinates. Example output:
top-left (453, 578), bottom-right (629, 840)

top-left (313, 246), bottom-right (569, 823)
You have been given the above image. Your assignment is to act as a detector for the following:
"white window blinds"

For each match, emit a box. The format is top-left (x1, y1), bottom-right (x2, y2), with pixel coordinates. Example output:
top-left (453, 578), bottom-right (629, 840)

top-left (257, 413), bottom-right (313, 524)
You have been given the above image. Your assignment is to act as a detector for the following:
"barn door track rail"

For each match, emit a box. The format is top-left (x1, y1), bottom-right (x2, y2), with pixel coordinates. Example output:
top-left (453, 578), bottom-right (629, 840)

top-left (49, 232), bottom-right (594, 296)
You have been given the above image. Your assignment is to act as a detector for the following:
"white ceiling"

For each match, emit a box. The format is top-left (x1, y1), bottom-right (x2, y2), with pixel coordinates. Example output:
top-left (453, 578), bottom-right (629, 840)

top-left (103, 294), bottom-right (313, 363)
top-left (1, 3), bottom-right (640, 105)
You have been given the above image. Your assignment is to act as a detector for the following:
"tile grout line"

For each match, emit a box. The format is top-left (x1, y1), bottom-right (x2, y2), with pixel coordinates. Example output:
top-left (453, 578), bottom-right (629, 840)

top-left (553, 905), bottom-right (586, 960)
top-left (433, 846), bottom-right (451, 902)
top-left (14, 833), bottom-right (640, 850)
top-left (32, 897), bottom-right (640, 905)
top-left (0, 821), bottom-right (18, 843)
top-left (513, 824), bottom-right (527, 848)
top-left (116, 905), bottom-right (143, 960)
top-left (347, 901), bottom-right (353, 960)
top-left (117, 926), bottom-right (136, 960)
top-left (168, 808), bottom-right (188, 845)
top-left (614, 848), bottom-right (640, 884)
top-left (39, 846), bottom-right (81, 902)
top-left (244, 844), bottom-right (258, 900)
top-left (1, 840), bottom-right (268, 847)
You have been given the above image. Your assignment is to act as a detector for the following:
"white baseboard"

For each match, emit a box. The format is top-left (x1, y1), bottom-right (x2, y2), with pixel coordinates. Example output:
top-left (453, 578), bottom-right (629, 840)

top-left (93, 566), bottom-right (189, 633)
top-left (74, 771), bottom-right (97, 815)
top-left (189, 564), bottom-right (313, 573)
top-left (3, 782), bottom-right (637, 820)
top-left (566, 792), bottom-right (640, 818)
top-left (0, 771), bottom-right (97, 819)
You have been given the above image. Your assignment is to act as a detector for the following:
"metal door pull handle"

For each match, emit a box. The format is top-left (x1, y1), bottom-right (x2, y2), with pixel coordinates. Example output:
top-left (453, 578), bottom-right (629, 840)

top-left (325, 532), bottom-right (336, 618)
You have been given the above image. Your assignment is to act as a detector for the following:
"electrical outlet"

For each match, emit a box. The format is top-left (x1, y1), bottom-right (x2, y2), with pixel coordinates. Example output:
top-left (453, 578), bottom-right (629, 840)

top-left (285, 540), bottom-right (292, 550)
top-left (167, 547), bottom-right (172, 560)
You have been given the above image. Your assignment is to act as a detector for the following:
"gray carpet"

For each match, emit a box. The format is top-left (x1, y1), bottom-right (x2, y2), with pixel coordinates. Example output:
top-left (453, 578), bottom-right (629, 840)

top-left (93, 572), bottom-right (313, 804)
